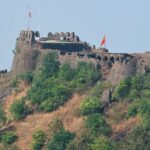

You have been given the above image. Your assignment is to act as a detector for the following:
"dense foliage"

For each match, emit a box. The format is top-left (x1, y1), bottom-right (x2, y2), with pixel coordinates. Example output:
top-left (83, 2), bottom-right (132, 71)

top-left (20, 71), bottom-right (34, 84)
top-left (111, 74), bottom-right (150, 149)
top-left (32, 130), bottom-right (46, 150)
top-left (47, 129), bottom-right (74, 150)
top-left (7, 51), bottom-right (150, 149)
top-left (80, 97), bottom-right (102, 115)
top-left (1, 132), bottom-right (17, 145)
top-left (27, 52), bottom-right (101, 112)
top-left (113, 74), bottom-right (150, 100)
top-left (9, 98), bottom-right (28, 120)
top-left (85, 114), bottom-right (111, 136)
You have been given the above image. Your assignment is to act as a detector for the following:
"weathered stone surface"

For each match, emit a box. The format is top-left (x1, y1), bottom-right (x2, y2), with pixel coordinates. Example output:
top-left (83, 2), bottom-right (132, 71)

top-left (102, 90), bottom-right (111, 104)
top-left (11, 30), bottom-right (150, 85)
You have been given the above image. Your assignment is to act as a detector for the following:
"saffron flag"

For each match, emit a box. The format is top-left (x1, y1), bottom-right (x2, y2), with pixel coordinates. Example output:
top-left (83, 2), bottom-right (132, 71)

top-left (29, 12), bottom-right (31, 18)
top-left (100, 36), bottom-right (106, 48)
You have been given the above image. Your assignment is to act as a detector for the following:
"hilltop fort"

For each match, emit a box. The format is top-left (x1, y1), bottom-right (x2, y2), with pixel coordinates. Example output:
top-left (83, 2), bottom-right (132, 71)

top-left (11, 30), bottom-right (150, 84)
top-left (1, 30), bottom-right (150, 100)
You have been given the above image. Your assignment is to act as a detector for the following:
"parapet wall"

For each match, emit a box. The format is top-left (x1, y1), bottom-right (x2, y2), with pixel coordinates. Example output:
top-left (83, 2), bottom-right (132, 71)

top-left (47, 32), bottom-right (80, 42)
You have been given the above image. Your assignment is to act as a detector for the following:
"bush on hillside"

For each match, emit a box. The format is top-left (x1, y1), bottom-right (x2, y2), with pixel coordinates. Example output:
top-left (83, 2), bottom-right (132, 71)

top-left (91, 136), bottom-right (116, 150)
top-left (32, 130), bottom-right (46, 150)
top-left (127, 99), bottom-right (150, 118)
top-left (120, 126), bottom-right (150, 150)
top-left (11, 78), bottom-right (19, 88)
top-left (1, 132), bottom-right (17, 145)
top-left (27, 52), bottom-right (102, 113)
top-left (20, 71), bottom-right (33, 84)
top-left (48, 118), bottom-right (64, 135)
top-left (112, 77), bottom-right (131, 100)
top-left (0, 104), bottom-right (6, 126)
top-left (47, 129), bottom-right (75, 150)
top-left (80, 97), bottom-right (102, 115)
top-left (42, 52), bottom-right (59, 77)
top-left (85, 114), bottom-right (111, 135)
top-left (66, 130), bottom-right (95, 150)
top-left (9, 99), bottom-right (28, 120)
top-left (59, 63), bottom-right (76, 81)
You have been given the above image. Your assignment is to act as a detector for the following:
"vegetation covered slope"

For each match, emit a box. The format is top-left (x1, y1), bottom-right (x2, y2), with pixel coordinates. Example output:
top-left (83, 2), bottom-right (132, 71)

top-left (0, 52), bottom-right (150, 150)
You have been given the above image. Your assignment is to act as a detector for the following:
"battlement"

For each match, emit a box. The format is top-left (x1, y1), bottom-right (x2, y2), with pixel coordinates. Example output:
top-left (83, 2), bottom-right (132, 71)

top-left (12, 29), bottom-right (150, 84)
top-left (16, 30), bottom-right (91, 52)
top-left (0, 70), bottom-right (8, 75)
top-left (17, 30), bottom-right (35, 44)
top-left (47, 32), bottom-right (80, 42)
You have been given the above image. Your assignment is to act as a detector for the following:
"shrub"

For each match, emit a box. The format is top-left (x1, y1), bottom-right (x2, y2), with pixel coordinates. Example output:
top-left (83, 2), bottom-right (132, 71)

top-left (40, 84), bottom-right (72, 112)
top-left (20, 71), bottom-right (33, 84)
top-left (112, 77), bottom-right (131, 100)
top-left (120, 126), bottom-right (150, 150)
top-left (1, 132), bottom-right (17, 145)
top-left (32, 130), bottom-right (46, 150)
top-left (127, 99), bottom-right (150, 118)
top-left (28, 77), bottom-right (72, 112)
top-left (27, 55), bottom-right (101, 113)
top-left (142, 114), bottom-right (150, 131)
top-left (130, 75), bottom-right (144, 98)
top-left (11, 78), bottom-right (19, 88)
top-left (59, 63), bottom-right (76, 81)
top-left (42, 52), bottom-right (59, 77)
top-left (80, 97), bottom-right (102, 115)
top-left (66, 130), bottom-right (95, 150)
top-left (89, 82), bottom-right (106, 98)
top-left (48, 118), bottom-right (64, 135)
top-left (85, 114), bottom-right (111, 135)
top-left (47, 129), bottom-right (74, 150)
top-left (0, 104), bottom-right (6, 126)
top-left (127, 103), bottom-right (138, 118)
top-left (9, 99), bottom-right (27, 120)
top-left (76, 62), bottom-right (100, 86)
top-left (91, 136), bottom-right (116, 150)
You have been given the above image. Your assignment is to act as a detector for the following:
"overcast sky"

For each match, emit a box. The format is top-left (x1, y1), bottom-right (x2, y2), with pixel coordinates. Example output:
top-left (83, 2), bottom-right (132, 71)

top-left (0, 0), bottom-right (150, 70)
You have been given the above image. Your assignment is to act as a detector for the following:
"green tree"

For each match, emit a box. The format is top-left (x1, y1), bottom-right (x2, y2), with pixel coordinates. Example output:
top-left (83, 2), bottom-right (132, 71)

top-left (85, 114), bottom-right (111, 135)
top-left (47, 129), bottom-right (74, 150)
top-left (120, 126), bottom-right (150, 150)
top-left (80, 97), bottom-right (102, 115)
top-left (42, 52), bottom-right (59, 77)
top-left (20, 71), bottom-right (33, 84)
top-left (59, 63), bottom-right (76, 81)
top-left (48, 118), bottom-right (64, 135)
top-left (1, 132), bottom-right (17, 145)
top-left (32, 130), bottom-right (46, 150)
top-left (91, 136), bottom-right (116, 150)
top-left (113, 77), bottom-right (131, 100)
top-left (9, 99), bottom-right (27, 120)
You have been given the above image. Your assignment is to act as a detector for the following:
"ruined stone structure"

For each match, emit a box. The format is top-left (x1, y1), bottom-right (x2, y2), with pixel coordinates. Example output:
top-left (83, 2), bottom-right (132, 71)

top-left (0, 70), bottom-right (7, 75)
top-left (11, 30), bottom-right (150, 85)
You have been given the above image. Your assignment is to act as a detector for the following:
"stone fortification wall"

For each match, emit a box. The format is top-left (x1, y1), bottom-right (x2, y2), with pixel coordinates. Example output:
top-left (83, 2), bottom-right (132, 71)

top-left (11, 31), bottom-right (39, 74)
top-left (47, 32), bottom-right (80, 42)
top-left (11, 30), bottom-right (150, 86)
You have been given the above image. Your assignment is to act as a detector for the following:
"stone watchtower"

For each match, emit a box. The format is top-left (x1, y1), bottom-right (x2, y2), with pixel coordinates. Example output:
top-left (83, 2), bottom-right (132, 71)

top-left (11, 30), bottom-right (38, 74)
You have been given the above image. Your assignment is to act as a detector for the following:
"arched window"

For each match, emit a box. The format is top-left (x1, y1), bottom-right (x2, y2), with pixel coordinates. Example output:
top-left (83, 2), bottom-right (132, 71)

top-left (110, 56), bottom-right (115, 63)
top-left (103, 56), bottom-right (108, 61)
top-left (97, 55), bottom-right (101, 61)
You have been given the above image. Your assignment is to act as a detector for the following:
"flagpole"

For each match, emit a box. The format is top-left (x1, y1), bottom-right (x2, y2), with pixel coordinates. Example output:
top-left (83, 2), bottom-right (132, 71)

top-left (105, 35), bottom-right (106, 49)
top-left (27, 6), bottom-right (31, 31)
